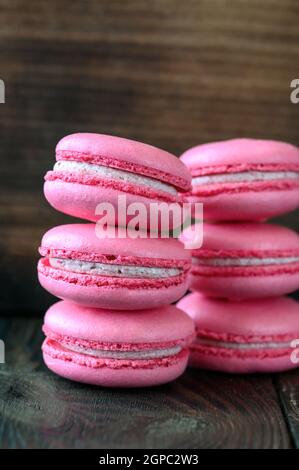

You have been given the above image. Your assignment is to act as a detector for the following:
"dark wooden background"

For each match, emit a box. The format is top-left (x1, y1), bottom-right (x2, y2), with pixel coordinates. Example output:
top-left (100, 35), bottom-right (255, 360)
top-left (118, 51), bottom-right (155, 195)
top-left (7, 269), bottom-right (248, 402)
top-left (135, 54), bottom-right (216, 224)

top-left (0, 0), bottom-right (298, 313)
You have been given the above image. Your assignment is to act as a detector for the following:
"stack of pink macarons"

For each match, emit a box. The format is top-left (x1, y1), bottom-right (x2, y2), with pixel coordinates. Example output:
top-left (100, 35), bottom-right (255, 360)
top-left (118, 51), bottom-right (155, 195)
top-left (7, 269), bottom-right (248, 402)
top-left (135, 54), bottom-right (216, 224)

top-left (38, 133), bottom-right (195, 387)
top-left (178, 138), bottom-right (299, 373)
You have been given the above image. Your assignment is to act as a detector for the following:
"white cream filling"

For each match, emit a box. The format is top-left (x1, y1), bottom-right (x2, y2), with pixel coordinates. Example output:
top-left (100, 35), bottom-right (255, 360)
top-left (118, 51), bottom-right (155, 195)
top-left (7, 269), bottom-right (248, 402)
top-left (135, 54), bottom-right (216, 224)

top-left (49, 258), bottom-right (181, 278)
top-left (196, 338), bottom-right (291, 350)
top-left (61, 341), bottom-right (182, 359)
top-left (192, 170), bottom-right (299, 186)
top-left (54, 160), bottom-right (177, 196)
top-left (192, 256), bottom-right (299, 267)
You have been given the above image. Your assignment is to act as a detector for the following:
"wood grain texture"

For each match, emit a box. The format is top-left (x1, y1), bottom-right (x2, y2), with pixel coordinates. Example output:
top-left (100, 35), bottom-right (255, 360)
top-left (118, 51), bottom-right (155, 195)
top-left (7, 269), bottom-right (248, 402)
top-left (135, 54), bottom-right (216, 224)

top-left (0, 318), bottom-right (292, 449)
top-left (0, 0), bottom-right (298, 312)
top-left (275, 372), bottom-right (299, 448)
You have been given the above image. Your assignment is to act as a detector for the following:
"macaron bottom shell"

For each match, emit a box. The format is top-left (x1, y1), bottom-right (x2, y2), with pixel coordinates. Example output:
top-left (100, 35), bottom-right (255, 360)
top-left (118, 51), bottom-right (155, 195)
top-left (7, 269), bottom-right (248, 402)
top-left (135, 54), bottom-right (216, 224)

top-left (190, 271), bottom-right (299, 300)
top-left (44, 180), bottom-right (185, 231)
top-left (38, 269), bottom-right (190, 310)
top-left (188, 349), bottom-right (297, 374)
top-left (187, 187), bottom-right (299, 222)
top-left (43, 345), bottom-right (189, 388)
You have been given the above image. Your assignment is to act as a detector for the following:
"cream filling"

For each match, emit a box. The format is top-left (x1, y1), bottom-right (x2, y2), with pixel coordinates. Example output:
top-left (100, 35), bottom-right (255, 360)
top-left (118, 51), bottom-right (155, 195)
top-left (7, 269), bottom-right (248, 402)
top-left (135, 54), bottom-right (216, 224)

top-left (192, 256), bottom-right (299, 267)
top-left (192, 170), bottom-right (299, 186)
top-left (49, 258), bottom-right (181, 278)
top-left (54, 160), bottom-right (177, 196)
top-left (61, 341), bottom-right (182, 359)
top-left (196, 338), bottom-right (291, 350)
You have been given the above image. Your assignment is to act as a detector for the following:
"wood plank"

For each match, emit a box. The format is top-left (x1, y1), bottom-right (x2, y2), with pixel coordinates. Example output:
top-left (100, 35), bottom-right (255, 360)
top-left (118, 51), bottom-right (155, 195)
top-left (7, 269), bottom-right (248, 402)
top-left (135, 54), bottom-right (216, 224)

top-left (0, 318), bottom-right (291, 448)
top-left (275, 372), bottom-right (299, 448)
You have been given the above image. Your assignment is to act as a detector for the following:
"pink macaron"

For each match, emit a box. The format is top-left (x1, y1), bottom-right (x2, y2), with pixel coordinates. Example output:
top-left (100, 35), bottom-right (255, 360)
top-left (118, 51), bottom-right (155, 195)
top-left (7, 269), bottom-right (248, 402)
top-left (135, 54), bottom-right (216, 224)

top-left (177, 292), bottom-right (299, 374)
top-left (181, 222), bottom-right (299, 300)
top-left (44, 133), bottom-right (191, 228)
top-left (42, 300), bottom-right (195, 387)
top-left (38, 224), bottom-right (191, 309)
top-left (180, 138), bottom-right (299, 221)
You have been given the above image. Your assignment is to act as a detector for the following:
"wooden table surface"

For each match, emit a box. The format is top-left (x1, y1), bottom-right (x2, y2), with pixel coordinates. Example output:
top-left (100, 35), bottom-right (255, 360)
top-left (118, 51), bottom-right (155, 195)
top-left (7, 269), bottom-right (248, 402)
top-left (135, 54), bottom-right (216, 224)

top-left (0, 316), bottom-right (298, 449)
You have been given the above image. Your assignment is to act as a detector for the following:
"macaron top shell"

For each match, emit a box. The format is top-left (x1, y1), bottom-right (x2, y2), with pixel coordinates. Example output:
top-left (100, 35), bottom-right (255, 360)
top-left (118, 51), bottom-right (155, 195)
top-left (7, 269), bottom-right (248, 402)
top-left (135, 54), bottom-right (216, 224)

top-left (55, 133), bottom-right (191, 192)
top-left (39, 224), bottom-right (190, 263)
top-left (44, 300), bottom-right (195, 344)
top-left (177, 293), bottom-right (299, 338)
top-left (180, 138), bottom-right (299, 172)
top-left (193, 222), bottom-right (299, 254)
